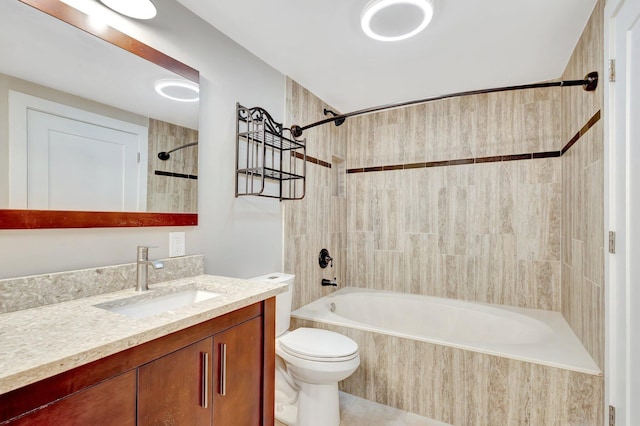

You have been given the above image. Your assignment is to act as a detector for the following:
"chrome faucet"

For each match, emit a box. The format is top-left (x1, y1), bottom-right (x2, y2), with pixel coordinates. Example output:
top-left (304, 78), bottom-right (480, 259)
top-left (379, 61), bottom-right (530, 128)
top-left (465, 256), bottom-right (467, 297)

top-left (136, 246), bottom-right (164, 292)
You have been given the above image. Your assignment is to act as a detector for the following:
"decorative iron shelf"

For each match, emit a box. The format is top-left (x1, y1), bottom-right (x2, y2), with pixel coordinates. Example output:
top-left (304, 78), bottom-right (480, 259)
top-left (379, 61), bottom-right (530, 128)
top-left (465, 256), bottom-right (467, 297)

top-left (235, 103), bottom-right (306, 200)
top-left (237, 167), bottom-right (305, 181)
top-left (237, 128), bottom-right (304, 151)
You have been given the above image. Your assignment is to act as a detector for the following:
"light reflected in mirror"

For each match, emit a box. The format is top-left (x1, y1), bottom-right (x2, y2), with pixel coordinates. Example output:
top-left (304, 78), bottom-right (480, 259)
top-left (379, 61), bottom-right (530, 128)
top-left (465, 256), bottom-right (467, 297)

top-left (0, 1), bottom-right (198, 217)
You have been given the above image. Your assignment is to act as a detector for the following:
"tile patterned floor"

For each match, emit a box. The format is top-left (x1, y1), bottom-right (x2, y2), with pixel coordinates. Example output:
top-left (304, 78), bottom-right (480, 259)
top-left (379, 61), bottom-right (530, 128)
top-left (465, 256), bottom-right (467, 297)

top-left (275, 392), bottom-right (451, 426)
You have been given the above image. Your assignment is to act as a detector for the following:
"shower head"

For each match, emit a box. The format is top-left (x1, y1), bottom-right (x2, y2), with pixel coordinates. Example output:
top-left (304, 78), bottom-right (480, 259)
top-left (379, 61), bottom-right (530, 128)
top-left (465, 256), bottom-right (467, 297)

top-left (157, 141), bottom-right (198, 161)
top-left (323, 109), bottom-right (346, 126)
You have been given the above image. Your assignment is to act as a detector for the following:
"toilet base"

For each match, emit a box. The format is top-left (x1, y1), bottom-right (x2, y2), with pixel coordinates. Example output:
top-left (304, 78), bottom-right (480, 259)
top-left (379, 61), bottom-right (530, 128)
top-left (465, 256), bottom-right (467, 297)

top-left (296, 381), bottom-right (340, 426)
top-left (274, 400), bottom-right (297, 425)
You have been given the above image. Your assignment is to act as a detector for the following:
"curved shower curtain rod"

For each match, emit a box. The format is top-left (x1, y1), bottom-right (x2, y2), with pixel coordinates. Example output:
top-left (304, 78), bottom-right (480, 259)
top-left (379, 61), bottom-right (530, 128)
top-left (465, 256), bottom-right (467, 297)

top-left (289, 71), bottom-right (599, 139)
top-left (157, 141), bottom-right (198, 160)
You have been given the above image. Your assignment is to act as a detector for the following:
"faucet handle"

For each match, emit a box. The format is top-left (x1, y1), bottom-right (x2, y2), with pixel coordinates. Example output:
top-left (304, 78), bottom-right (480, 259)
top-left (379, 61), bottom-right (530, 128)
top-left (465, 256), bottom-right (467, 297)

top-left (137, 245), bottom-right (159, 261)
top-left (319, 248), bottom-right (333, 268)
top-left (137, 245), bottom-right (159, 250)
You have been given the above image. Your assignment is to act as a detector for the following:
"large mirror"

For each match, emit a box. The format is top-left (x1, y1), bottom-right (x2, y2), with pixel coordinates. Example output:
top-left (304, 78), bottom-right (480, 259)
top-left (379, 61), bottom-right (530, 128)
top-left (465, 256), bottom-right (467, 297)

top-left (0, 0), bottom-right (198, 228)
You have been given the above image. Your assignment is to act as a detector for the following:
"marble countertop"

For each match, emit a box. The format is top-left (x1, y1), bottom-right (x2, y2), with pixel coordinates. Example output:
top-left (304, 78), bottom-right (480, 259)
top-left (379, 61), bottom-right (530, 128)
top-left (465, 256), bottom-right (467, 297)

top-left (0, 274), bottom-right (287, 395)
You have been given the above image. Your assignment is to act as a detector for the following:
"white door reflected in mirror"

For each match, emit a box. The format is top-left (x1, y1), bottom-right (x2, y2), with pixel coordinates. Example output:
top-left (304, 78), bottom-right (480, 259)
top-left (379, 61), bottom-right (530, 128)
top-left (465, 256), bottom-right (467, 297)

top-left (27, 110), bottom-right (143, 211)
top-left (8, 91), bottom-right (148, 211)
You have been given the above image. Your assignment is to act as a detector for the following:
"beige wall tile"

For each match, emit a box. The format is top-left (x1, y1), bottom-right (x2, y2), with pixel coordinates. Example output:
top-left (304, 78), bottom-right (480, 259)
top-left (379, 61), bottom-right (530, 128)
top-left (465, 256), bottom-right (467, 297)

top-left (438, 254), bottom-right (476, 300)
top-left (475, 234), bottom-right (517, 305)
top-left (404, 233), bottom-right (439, 295)
top-left (343, 159), bottom-right (561, 309)
top-left (291, 318), bottom-right (603, 426)
top-left (347, 173), bottom-right (375, 232)
top-left (347, 232), bottom-right (375, 288)
top-left (373, 250), bottom-right (404, 292)
top-left (561, 2), bottom-right (604, 143)
top-left (404, 168), bottom-right (444, 234)
top-left (514, 260), bottom-right (561, 310)
top-left (400, 104), bottom-right (428, 164)
top-left (560, 1), bottom-right (605, 371)
top-left (284, 79), bottom-right (349, 309)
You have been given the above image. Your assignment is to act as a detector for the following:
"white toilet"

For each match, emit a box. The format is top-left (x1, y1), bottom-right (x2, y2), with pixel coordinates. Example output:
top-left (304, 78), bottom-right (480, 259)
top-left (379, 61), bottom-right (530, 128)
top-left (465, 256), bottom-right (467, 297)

top-left (252, 273), bottom-right (360, 426)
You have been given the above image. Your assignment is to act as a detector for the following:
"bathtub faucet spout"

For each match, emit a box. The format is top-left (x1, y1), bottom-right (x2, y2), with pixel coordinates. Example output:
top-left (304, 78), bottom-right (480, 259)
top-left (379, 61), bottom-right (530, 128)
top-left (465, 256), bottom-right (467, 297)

top-left (322, 278), bottom-right (338, 287)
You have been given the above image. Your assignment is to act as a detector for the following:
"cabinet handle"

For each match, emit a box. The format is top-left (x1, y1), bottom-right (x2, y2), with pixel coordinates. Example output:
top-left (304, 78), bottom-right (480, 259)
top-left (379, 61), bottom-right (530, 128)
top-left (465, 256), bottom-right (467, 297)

top-left (201, 352), bottom-right (209, 408)
top-left (219, 343), bottom-right (227, 396)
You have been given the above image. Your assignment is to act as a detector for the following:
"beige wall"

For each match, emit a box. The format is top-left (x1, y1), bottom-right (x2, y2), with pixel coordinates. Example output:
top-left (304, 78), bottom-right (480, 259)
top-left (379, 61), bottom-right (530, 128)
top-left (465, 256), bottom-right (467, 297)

top-left (561, 0), bottom-right (605, 370)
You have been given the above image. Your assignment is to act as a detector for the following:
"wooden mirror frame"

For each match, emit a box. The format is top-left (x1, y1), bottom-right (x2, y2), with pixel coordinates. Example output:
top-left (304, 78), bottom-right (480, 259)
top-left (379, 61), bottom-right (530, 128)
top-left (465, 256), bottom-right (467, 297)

top-left (1, 0), bottom-right (198, 229)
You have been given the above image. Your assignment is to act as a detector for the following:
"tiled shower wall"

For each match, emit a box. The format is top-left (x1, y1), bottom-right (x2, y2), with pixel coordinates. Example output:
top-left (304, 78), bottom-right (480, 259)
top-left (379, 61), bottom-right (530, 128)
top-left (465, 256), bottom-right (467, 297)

top-left (345, 89), bottom-right (563, 310)
top-left (284, 78), bottom-right (348, 310)
top-left (561, 0), bottom-right (605, 370)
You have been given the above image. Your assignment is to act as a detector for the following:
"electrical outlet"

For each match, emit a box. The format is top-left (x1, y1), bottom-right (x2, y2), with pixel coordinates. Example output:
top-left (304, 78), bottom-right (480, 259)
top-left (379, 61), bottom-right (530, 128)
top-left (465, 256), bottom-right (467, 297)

top-left (169, 232), bottom-right (186, 257)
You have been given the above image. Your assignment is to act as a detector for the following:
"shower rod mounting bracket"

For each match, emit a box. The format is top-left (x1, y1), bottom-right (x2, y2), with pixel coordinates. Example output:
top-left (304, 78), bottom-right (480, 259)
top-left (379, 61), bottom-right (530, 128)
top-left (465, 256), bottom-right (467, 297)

top-left (323, 108), bottom-right (346, 127)
top-left (290, 71), bottom-right (599, 139)
top-left (157, 141), bottom-right (198, 160)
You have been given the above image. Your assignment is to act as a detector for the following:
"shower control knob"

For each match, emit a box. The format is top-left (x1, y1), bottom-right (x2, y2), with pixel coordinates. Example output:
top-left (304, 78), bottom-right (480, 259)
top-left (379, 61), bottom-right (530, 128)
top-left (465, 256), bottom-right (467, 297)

top-left (319, 248), bottom-right (333, 268)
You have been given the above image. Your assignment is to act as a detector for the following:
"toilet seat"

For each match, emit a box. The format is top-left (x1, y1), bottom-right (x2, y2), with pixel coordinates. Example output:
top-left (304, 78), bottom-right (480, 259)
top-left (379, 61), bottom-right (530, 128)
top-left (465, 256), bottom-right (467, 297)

top-left (278, 328), bottom-right (358, 362)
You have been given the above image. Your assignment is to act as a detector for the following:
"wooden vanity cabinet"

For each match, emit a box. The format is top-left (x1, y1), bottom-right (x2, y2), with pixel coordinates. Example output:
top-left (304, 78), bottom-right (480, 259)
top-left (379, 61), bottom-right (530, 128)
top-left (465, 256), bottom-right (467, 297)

top-left (213, 316), bottom-right (263, 425)
top-left (4, 371), bottom-right (136, 426)
top-left (0, 298), bottom-right (276, 426)
top-left (138, 338), bottom-right (213, 425)
top-left (137, 316), bottom-right (263, 426)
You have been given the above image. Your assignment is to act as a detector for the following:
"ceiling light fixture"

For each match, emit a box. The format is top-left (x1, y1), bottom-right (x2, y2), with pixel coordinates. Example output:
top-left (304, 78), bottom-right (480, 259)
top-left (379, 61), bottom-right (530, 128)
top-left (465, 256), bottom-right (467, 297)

top-left (99, 0), bottom-right (157, 20)
top-left (154, 79), bottom-right (200, 103)
top-left (360, 0), bottom-right (434, 42)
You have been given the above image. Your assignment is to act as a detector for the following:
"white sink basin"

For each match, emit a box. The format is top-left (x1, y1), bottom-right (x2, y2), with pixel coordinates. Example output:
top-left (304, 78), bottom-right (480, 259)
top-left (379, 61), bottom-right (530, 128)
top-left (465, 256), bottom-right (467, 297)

top-left (98, 289), bottom-right (222, 319)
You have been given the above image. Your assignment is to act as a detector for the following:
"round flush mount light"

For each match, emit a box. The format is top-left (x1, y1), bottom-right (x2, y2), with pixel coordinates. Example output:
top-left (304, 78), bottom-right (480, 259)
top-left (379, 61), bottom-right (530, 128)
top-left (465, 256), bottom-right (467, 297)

top-left (99, 0), bottom-right (157, 20)
top-left (361, 0), bottom-right (434, 42)
top-left (154, 79), bottom-right (200, 102)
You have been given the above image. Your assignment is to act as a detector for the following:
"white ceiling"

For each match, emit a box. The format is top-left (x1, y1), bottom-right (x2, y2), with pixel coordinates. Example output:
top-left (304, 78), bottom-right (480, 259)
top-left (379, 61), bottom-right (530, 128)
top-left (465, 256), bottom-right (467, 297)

top-left (176, 0), bottom-right (597, 112)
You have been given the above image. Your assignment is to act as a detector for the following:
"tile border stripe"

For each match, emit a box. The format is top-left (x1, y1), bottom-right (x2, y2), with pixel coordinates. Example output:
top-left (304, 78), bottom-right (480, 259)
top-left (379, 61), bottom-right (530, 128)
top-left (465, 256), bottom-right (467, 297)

top-left (345, 110), bottom-right (600, 174)
top-left (346, 152), bottom-right (558, 174)
top-left (154, 170), bottom-right (198, 180)
top-left (561, 110), bottom-right (601, 155)
top-left (292, 152), bottom-right (332, 168)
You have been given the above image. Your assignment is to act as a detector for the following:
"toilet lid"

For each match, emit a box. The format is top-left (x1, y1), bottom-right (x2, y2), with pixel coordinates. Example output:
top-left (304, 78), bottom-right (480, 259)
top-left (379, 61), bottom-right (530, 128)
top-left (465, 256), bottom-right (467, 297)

top-left (279, 328), bottom-right (358, 359)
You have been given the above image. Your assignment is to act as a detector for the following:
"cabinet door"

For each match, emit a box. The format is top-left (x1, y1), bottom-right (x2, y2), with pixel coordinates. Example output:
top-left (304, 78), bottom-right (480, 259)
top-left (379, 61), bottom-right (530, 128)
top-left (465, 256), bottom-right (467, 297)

top-left (213, 317), bottom-right (263, 426)
top-left (138, 338), bottom-right (212, 426)
top-left (7, 371), bottom-right (136, 426)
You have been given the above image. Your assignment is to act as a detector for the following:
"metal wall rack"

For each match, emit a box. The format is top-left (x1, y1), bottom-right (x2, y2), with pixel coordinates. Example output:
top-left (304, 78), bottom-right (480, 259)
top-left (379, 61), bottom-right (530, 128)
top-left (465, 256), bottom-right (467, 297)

top-left (235, 103), bottom-right (306, 200)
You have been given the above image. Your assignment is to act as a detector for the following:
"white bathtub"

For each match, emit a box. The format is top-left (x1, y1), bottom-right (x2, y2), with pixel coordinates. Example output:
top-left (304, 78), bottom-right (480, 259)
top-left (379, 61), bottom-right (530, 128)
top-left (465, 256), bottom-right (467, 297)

top-left (291, 287), bottom-right (600, 375)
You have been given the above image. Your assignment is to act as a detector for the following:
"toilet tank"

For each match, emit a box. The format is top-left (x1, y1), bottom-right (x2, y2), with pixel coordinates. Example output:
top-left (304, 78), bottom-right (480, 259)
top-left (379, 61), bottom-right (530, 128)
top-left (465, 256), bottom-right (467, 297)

top-left (250, 273), bottom-right (294, 337)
